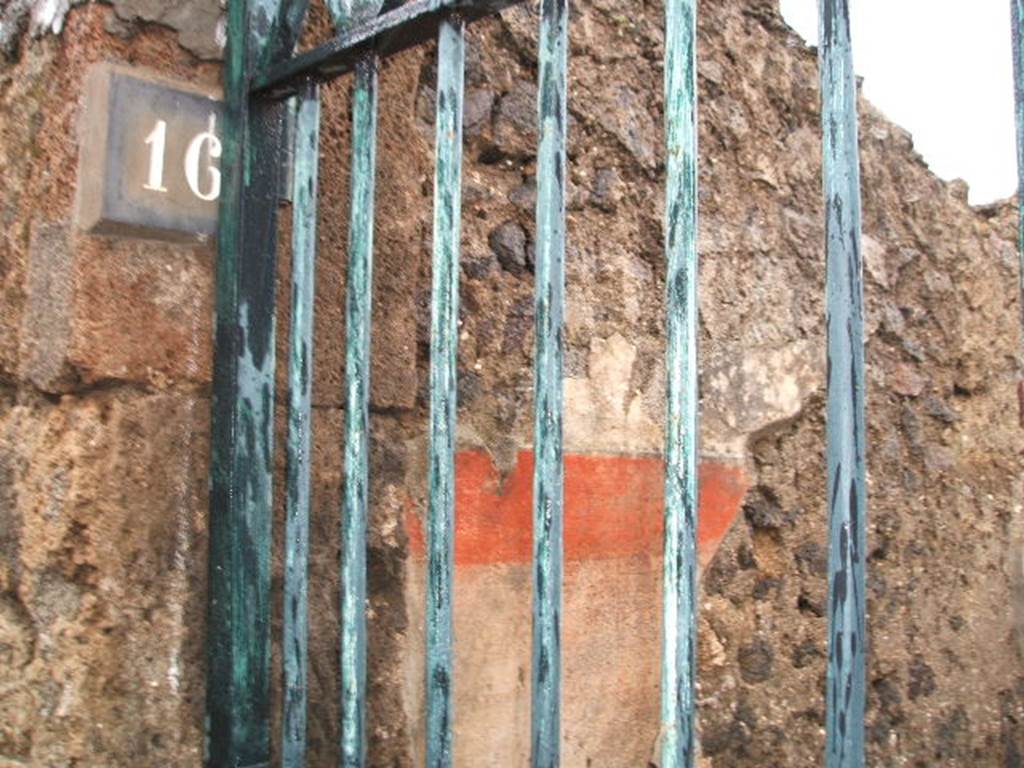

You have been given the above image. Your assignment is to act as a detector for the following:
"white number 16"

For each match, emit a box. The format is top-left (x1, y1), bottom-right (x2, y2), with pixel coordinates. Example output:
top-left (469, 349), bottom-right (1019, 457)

top-left (142, 113), bottom-right (222, 202)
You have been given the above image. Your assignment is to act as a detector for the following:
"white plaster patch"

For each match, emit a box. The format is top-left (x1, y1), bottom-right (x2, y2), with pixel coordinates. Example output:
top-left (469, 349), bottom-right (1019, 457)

top-left (30, 0), bottom-right (71, 36)
top-left (702, 339), bottom-right (821, 456)
top-left (862, 233), bottom-right (889, 289)
top-left (564, 333), bottom-right (661, 453)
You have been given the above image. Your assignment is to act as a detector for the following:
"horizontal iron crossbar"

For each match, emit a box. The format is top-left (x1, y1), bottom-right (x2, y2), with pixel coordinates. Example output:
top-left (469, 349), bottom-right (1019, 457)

top-left (254, 0), bottom-right (525, 98)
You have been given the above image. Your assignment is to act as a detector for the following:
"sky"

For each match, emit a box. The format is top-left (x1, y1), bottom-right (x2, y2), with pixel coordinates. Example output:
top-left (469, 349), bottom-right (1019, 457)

top-left (778, 0), bottom-right (1018, 204)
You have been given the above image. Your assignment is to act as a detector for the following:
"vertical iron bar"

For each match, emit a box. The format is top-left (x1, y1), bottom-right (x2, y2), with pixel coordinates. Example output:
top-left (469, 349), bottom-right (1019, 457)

top-left (660, 0), bottom-right (699, 764)
top-left (1011, 0), bottom-right (1024, 342)
top-left (326, 0), bottom-right (386, 30)
top-left (258, 0), bottom-right (312, 73)
top-left (819, 1), bottom-right (867, 766)
top-left (206, 2), bottom-right (287, 766)
top-left (282, 79), bottom-right (321, 768)
top-left (426, 15), bottom-right (465, 768)
top-left (340, 53), bottom-right (378, 768)
top-left (530, 0), bottom-right (567, 766)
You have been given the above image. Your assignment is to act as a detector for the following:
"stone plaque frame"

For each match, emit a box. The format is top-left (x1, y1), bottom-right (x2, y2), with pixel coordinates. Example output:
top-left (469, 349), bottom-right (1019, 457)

top-left (76, 62), bottom-right (223, 243)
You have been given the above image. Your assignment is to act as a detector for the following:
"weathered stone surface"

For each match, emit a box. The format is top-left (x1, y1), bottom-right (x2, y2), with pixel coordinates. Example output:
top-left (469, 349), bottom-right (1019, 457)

top-left (492, 79), bottom-right (538, 157)
top-left (421, 1), bottom-right (1024, 764)
top-left (738, 638), bottom-right (775, 684)
top-left (0, 390), bottom-right (208, 766)
top-left (591, 85), bottom-right (658, 170)
top-left (889, 361), bottom-right (928, 398)
top-left (19, 221), bottom-right (215, 392)
top-left (463, 87), bottom-right (495, 136)
top-left (0, 0), bottom-right (222, 61)
top-left (488, 219), bottom-right (529, 274)
top-left (3, 0), bottom-right (1024, 766)
top-left (1, 4), bottom-right (222, 391)
top-left (109, 0), bottom-right (223, 60)
top-left (0, 0), bottom-right (34, 58)
top-left (19, 223), bottom-right (75, 390)
top-left (590, 167), bottom-right (622, 212)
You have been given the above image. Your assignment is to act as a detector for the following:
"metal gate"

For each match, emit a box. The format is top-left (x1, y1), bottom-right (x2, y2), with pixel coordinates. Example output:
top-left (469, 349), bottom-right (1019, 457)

top-left (205, 0), bottom-right (872, 766)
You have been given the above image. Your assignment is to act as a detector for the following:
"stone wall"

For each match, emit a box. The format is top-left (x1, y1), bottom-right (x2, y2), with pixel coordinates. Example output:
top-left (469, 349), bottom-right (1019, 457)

top-left (1, 6), bottom-right (221, 765)
top-left (1, 0), bottom-right (1023, 766)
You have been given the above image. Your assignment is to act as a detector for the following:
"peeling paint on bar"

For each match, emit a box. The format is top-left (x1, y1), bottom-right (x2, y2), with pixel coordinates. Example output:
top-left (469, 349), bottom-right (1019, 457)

top-left (660, 0), bottom-right (699, 765)
top-left (340, 54), bottom-right (378, 768)
top-left (282, 79), bottom-right (320, 768)
top-left (326, 0), bottom-right (385, 33)
top-left (426, 15), bottom-right (465, 768)
top-left (248, 0), bottom-right (281, 69)
top-left (257, 0), bottom-right (311, 74)
top-left (1011, 0), bottom-right (1024, 342)
top-left (530, 0), bottom-right (567, 766)
top-left (206, 2), bottom-right (288, 766)
top-left (819, 1), bottom-right (867, 766)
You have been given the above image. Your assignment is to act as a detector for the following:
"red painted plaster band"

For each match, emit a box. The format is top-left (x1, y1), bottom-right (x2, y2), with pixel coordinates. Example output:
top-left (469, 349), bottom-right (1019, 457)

top-left (406, 450), bottom-right (749, 567)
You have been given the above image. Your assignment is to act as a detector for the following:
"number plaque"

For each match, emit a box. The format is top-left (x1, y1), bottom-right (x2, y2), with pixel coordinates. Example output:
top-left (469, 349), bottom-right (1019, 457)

top-left (76, 63), bottom-right (224, 243)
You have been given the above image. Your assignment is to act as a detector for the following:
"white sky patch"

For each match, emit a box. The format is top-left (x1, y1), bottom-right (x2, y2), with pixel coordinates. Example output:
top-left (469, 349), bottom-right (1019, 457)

top-left (779, 0), bottom-right (1018, 205)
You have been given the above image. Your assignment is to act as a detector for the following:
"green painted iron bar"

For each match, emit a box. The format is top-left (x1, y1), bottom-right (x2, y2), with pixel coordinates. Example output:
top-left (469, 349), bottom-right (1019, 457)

top-left (340, 53), bottom-right (378, 768)
top-left (254, 0), bottom-right (311, 75)
top-left (206, 94), bottom-right (284, 768)
top-left (819, 1), bottom-right (867, 766)
top-left (660, 0), bottom-right (699, 765)
top-left (253, 0), bottom-right (524, 97)
top-left (326, 0), bottom-right (385, 31)
top-left (425, 15), bottom-right (465, 768)
top-left (1011, 0), bottom-right (1024, 340)
top-left (205, 1), bottom-right (288, 765)
top-left (530, 0), bottom-right (567, 765)
top-left (282, 79), bottom-right (320, 768)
